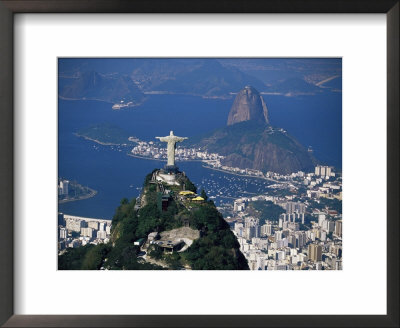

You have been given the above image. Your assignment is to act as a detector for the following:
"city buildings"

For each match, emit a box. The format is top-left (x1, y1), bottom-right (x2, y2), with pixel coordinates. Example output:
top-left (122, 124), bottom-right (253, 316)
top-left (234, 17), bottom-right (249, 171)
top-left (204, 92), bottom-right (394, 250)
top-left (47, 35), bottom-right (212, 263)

top-left (58, 154), bottom-right (342, 271)
top-left (228, 165), bottom-right (342, 270)
top-left (58, 213), bottom-right (112, 254)
top-left (315, 165), bottom-right (333, 178)
top-left (58, 179), bottom-right (69, 196)
top-left (308, 243), bottom-right (322, 262)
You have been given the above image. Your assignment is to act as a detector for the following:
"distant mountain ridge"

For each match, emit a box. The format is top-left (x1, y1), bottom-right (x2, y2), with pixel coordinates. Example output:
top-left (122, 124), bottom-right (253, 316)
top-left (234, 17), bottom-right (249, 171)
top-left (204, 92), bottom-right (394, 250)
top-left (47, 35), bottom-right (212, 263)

top-left (59, 59), bottom-right (266, 99)
top-left (59, 59), bottom-right (341, 101)
top-left (155, 60), bottom-right (265, 98)
top-left (59, 71), bottom-right (146, 108)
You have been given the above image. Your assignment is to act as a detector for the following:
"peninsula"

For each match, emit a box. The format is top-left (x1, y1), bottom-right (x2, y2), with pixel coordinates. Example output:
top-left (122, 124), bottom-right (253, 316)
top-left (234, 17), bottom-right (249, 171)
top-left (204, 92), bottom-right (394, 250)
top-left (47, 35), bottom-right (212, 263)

top-left (58, 178), bottom-right (97, 204)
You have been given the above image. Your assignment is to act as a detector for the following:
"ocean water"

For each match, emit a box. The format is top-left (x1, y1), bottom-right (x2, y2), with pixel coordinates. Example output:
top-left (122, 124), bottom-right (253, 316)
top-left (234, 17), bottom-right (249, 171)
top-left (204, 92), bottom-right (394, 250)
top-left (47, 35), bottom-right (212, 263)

top-left (267, 93), bottom-right (342, 168)
top-left (58, 93), bottom-right (341, 219)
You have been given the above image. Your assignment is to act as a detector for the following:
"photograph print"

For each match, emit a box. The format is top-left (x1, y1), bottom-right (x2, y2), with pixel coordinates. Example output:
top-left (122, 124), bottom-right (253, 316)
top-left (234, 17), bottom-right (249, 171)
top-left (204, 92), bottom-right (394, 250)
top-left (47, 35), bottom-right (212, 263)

top-left (57, 58), bottom-right (342, 270)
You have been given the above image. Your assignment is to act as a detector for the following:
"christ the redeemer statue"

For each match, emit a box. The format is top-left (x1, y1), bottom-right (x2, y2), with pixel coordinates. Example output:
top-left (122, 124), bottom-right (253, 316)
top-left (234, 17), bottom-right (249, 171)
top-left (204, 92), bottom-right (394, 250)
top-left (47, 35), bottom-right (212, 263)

top-left (156, 131), bottom-right (188, 168)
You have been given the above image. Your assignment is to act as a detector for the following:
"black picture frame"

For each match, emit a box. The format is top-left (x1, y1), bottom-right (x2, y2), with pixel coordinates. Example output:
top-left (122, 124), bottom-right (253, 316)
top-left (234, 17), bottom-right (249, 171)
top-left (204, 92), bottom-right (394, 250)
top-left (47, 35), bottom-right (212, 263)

top-left (0, 1), bottom-right (398, 327)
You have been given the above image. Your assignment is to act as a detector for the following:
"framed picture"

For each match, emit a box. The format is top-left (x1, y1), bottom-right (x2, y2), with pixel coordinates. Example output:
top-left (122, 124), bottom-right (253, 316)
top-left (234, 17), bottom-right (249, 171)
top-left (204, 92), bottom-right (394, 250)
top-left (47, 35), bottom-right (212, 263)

top-left (0, 1), bottom-right (398, 327)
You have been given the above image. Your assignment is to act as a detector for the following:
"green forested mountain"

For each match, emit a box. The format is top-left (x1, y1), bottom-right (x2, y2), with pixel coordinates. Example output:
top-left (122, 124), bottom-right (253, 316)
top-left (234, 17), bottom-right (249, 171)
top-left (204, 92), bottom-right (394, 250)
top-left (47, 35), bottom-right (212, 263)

top-left (190, 120), bottom-right (317, 175)
top-left (58, 170), bottom-right (249, 270)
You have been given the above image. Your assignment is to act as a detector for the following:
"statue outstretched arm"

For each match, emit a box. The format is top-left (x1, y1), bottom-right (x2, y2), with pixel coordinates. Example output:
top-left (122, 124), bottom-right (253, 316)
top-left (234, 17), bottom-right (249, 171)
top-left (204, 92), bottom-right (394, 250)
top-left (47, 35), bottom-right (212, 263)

top-left (174, 137), bottom-right (188, 142)
top-left (155, 137), bottom-right (169, 142)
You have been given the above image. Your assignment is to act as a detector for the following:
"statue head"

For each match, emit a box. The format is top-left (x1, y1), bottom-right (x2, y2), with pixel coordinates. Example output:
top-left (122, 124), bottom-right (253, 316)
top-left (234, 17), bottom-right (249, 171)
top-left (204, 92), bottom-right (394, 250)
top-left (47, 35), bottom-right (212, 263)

top-left (170, 131), bottom-right (174, 136)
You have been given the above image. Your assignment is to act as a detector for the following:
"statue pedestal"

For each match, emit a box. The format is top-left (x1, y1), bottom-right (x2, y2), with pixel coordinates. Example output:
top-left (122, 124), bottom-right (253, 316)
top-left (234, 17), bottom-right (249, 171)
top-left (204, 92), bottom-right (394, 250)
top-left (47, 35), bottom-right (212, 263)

top-left (164, 165), bottom-right (179, 174)
top-left (156, 170), bottom-right (180, 186)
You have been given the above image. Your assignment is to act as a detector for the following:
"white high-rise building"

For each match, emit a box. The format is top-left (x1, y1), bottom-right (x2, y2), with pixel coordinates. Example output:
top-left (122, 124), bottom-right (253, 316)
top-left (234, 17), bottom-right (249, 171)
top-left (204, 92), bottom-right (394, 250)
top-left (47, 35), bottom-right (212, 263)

top-left (81, 227), bottom-right (94, 239)
top-left (88, 221), bottom-right (99, 230)
top-left (283, 201), bottom-right (306, 215)
top-left (97, 230), bottom-right (107, 240)
top-left (318, 214), bottom-right (326, 226)
top-left (234, 201), bottom-right (245, 212)
top-left (276, 250), bottom-right (285, 260)
top-left (60, 180), bottom-right (69, 195)
top-left (65, 217), bottom-right (83, 232)
top-left (275, 231), bottom-right (283, 241)
top-left (266, 224), bottom-right (273, 236)
top-left (315, 165), bottom-right (332, 178)
top-left (59, 227), bottom-right (67, 239)
top-left (261, 223), bottom-right (273, 236)
top-left (234, 223), bottom-right (244, 237)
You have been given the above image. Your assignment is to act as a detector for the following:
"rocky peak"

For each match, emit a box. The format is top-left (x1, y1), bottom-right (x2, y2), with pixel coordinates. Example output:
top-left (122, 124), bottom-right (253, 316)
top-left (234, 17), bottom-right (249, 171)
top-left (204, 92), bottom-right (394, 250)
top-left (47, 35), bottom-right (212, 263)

top-left (227, 86), bottom-right (269, 126)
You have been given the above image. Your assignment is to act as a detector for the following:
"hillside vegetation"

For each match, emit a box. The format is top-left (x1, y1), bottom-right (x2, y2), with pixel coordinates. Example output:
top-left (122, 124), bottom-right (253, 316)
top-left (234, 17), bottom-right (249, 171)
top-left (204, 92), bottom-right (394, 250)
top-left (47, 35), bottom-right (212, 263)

top-left (192, 120), bottom-right (317, 175)
top-left (58, 170), bottom-right (249, 270)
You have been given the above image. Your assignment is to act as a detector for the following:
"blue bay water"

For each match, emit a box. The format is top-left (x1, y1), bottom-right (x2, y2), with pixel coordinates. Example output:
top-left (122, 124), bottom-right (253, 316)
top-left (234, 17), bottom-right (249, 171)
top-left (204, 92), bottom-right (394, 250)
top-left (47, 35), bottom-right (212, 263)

top-left (267, 93), bottom-right (342, 167)
top-left (58, 93), bottom-right (341, 219)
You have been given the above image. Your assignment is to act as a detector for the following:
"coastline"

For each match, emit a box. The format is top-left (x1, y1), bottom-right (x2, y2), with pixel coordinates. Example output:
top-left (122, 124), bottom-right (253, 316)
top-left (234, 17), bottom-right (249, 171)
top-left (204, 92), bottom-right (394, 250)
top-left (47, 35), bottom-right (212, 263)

top-left (58, 188), bottom-right (98, 204)
top-left (74, 133), bottom-right (123, 146)
top-left (127, 153), bottom-right (165, 162)
top-left (75, 131), bottom-right (285, 183)
top-left (201, 164), bottom-right (281, 183)
top-left (75, 134), bottom-right (280, 182)
top-left (128, 152), bottom-right (278, 183)
top-left (127, 153), bottom-right (204, 163)
top-left (59, 96), bottom-right (144, 109)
